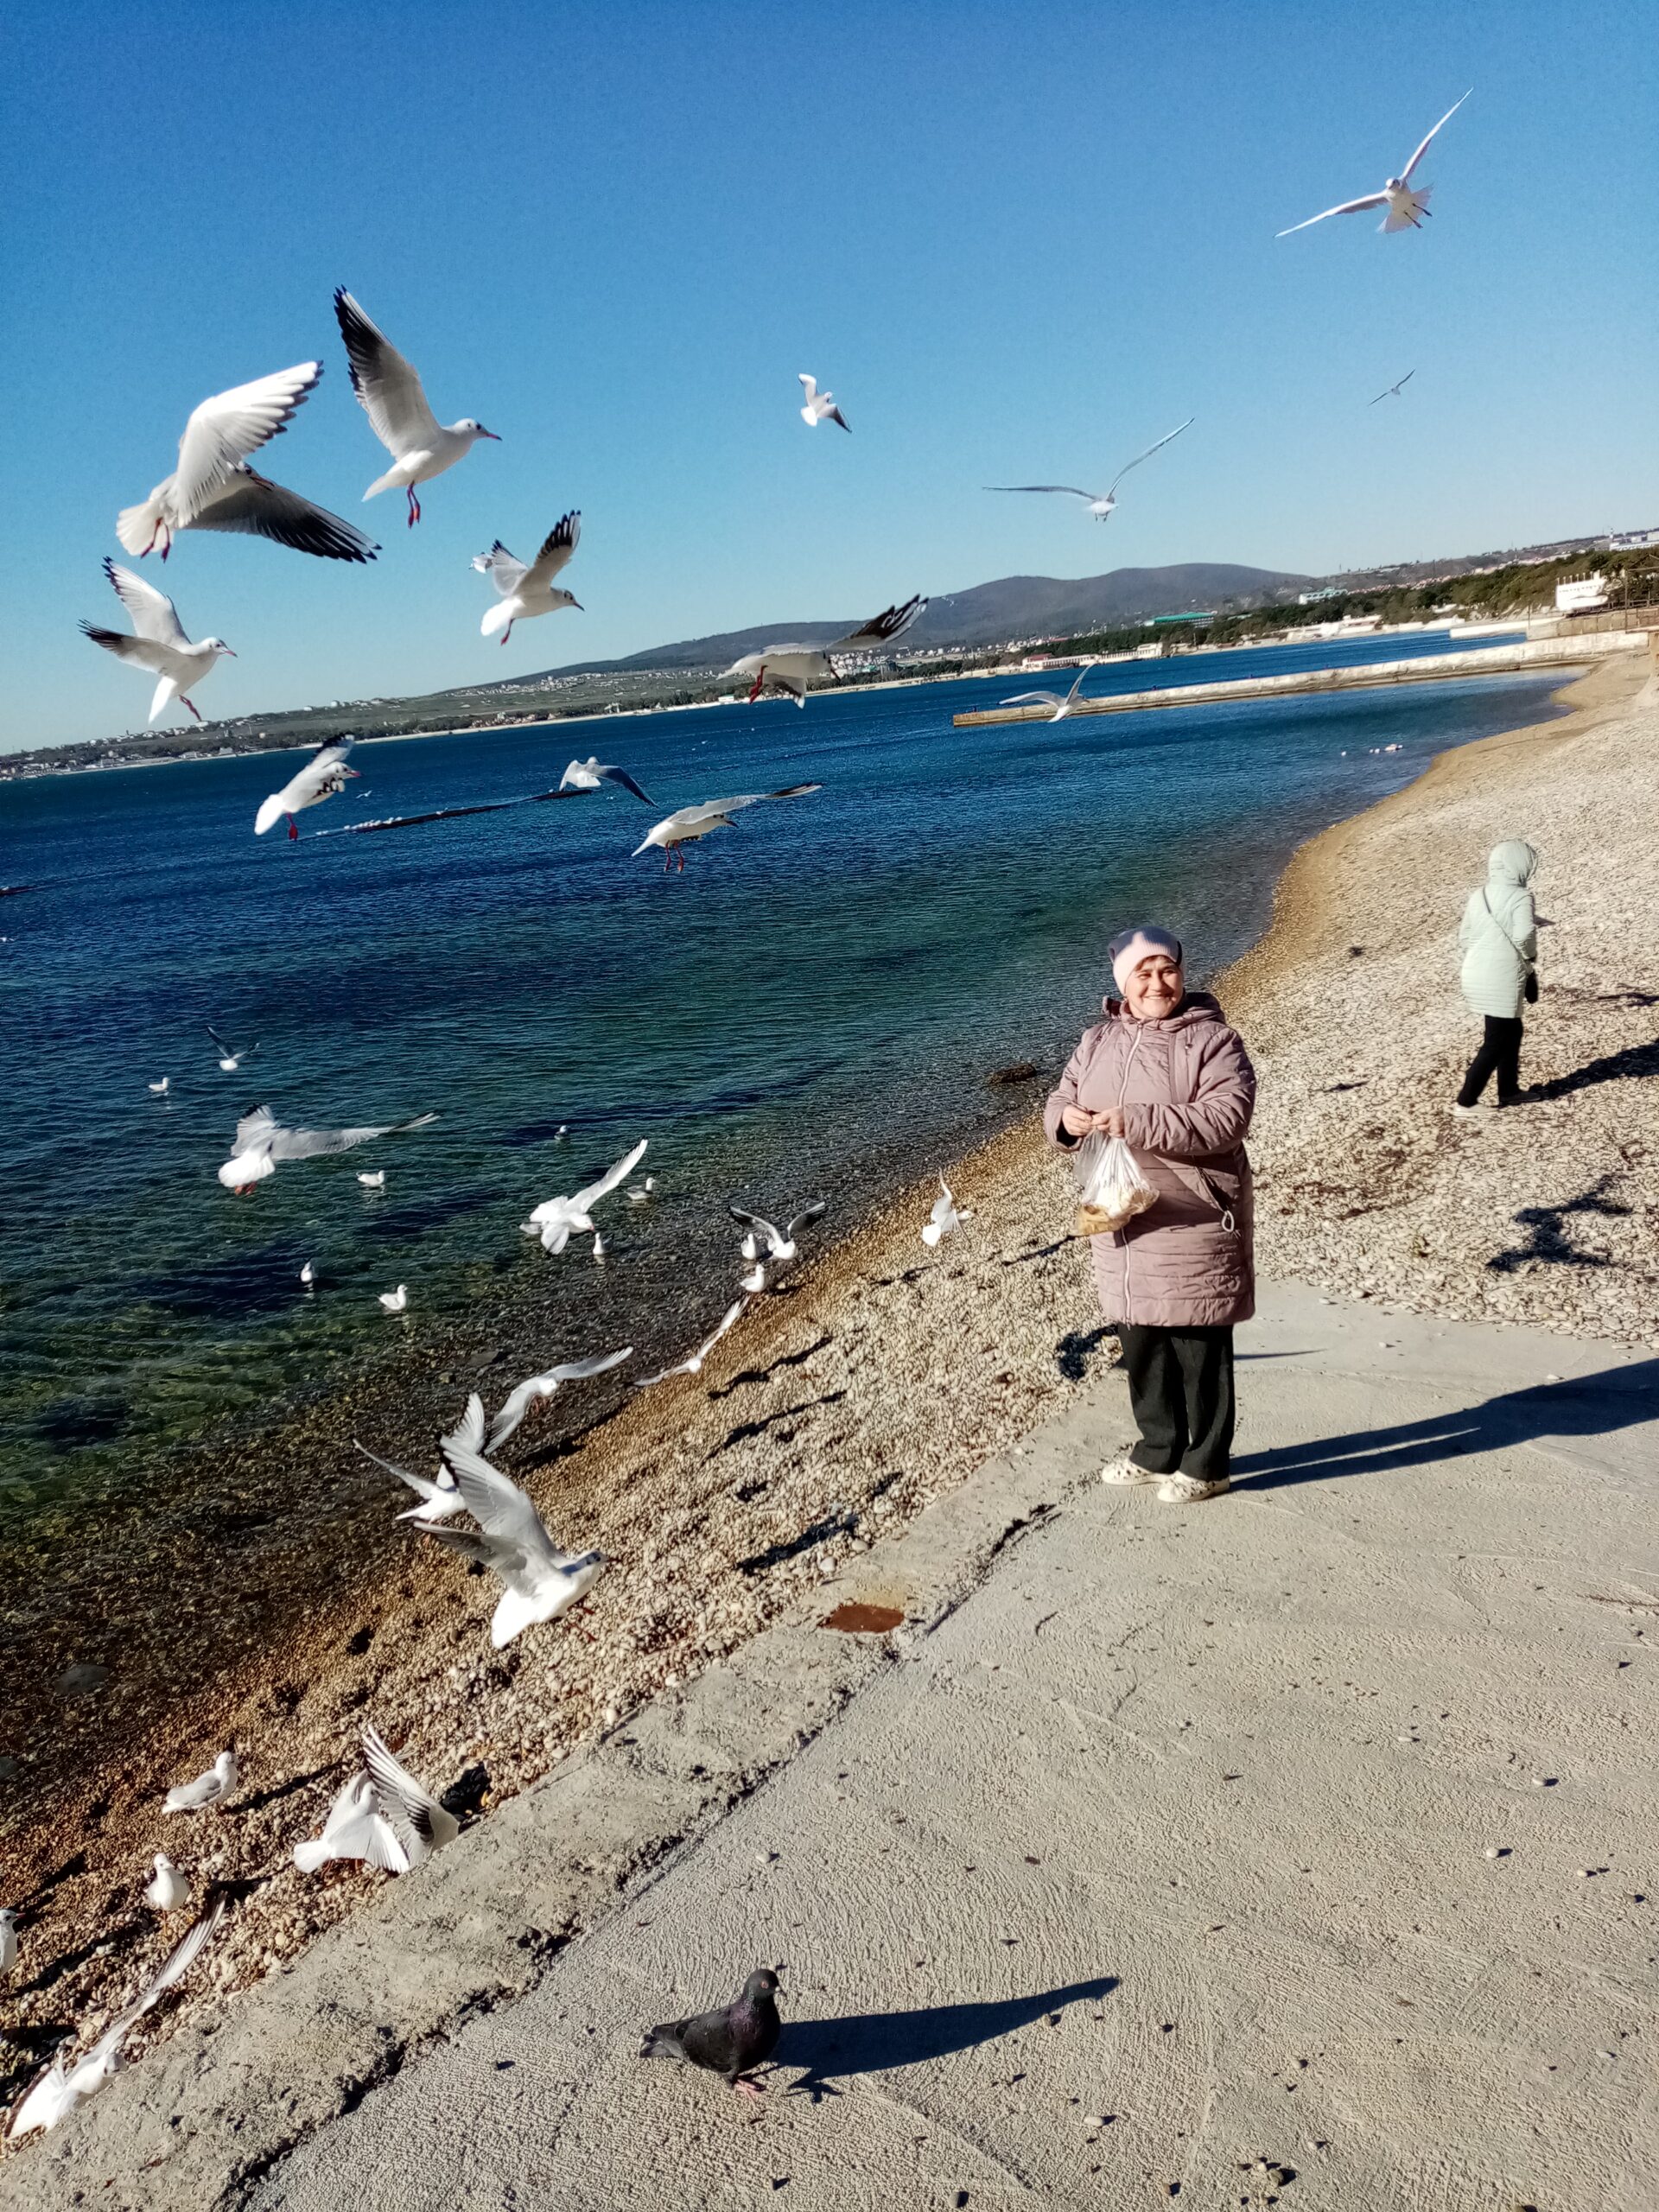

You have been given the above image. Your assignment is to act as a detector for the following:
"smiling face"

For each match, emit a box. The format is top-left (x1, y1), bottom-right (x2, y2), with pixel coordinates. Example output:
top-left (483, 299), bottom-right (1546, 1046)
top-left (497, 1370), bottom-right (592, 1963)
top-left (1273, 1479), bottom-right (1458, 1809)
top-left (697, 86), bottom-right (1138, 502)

top-left (1122, 952), bottom-right (1184, 1021)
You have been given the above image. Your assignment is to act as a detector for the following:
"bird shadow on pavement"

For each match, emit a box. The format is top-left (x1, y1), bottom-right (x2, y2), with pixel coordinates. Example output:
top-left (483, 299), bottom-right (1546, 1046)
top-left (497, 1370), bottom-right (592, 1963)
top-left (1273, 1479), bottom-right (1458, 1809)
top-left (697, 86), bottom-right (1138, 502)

top-left (1233, 1357), bottom-right (1659, 1491)
top-left (772, 1975), bottom-right (1118, 2098)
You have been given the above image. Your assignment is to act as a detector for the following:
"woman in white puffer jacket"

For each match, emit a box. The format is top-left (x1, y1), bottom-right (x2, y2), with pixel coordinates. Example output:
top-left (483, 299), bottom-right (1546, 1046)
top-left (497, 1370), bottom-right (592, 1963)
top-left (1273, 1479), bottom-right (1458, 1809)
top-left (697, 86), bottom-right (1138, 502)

top-left (1453, 839), bottom-right (1539, 1114)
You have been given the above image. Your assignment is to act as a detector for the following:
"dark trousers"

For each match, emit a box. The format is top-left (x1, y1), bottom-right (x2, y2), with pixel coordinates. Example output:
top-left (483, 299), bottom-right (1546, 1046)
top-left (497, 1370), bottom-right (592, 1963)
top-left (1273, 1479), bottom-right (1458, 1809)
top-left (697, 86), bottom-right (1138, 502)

top-left (1117, 1324), bottom-right (1236, 1481)
top-left (1458, 1015), bottom-right (1523, 1106)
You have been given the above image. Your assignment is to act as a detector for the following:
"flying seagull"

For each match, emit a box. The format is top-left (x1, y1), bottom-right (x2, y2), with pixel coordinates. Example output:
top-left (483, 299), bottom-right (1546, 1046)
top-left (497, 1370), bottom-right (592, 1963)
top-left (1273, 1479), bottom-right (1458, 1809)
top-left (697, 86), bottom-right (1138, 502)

top-left (560, 756), bottom-right (653, 804)
top-left (633, 785), bottom-right (823, 872)
top-left (727, 1198), bottom-right (826, 1265)
top-left (641, 1967), bottom-right (782, 2101)
top-left (1001, 661), bottom-right (1096, 721)
top-left (921, 1174), bottom-right (963, 1247)
top-left (116, 361), bottom-right (377, 563)
top-left (723, 596), bottom-right (925, 705)
top-left (334, 289), bottom-right (500, 526)
top-left (356, 1394), bottom-right (488, 1524)
top-left (163, 1749), bottom-right (237, 1813)
top-left (217, 1105), bottom-right (438, 1192)
top-left (474, 512), bottom-right (582, 643)
top-left (81, 561), bottom-right (234, 725)
top-left (1277, 91), bottom-right (1471, 237)
top-left (986, 420), bottom-right (1194, 523)
top-left (6, 1897), bottom-right (227, 2138)
top-left (522, 1138), bottom-right (647, 1254)
top-left (798, 373), bottom-right (849, 431)
top-left (486, 1345), bottom-right (634, 1451)
top-left (1370, 370), bottom-right (1416, 404)
top-left (634, 1298), bottom-right (748, 1389)
top-left (294, 1724), bottom-right (458, 1873)
top-left (206, 1024), bottom-right (257, 1071)
top-left (361, 1723), bottom-right (460, 1859)
top-left (255, 737), bottom-right (360, 838)
top-left (416, 1399), bottom-right (607, 1648)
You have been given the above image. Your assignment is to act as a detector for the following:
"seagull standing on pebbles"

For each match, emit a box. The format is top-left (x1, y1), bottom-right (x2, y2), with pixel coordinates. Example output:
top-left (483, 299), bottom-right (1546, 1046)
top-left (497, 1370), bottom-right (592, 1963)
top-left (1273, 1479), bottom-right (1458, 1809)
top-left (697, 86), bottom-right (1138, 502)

top-left (0, 1910), bottom-right (16, 1978)
top-left (1276, 91), bottom-right (1471, 236)
top-left (560, 757), bottom-right (654, 804)
top-left (163, 1750), bottom-right (237, 1813)
top-left (334, 289), bottom-right (500, 527)
top-left (474, 512), bottom-right (582, 643)
top-left (255, 737), bottom-right (360, 838)
top-left (921, 1175), bottom-right (963, 1247)
top-left (798, 374), bottom-right (849, 431)
top-left (633, 786), bottom-right (823, 872)
top-left (143, 1855), bottom-right (191, 1912)
top-left (728, 1199), bottom-right (826, 1266)
top-left (486, 1346), bottom-right (634, 1450)
top-left (724, 596), bottom-right (925, 705)
top-left (635, 1299), bottom-right (749, 1388)
top-left (81, 562), bottom-right (234, 725)
top-left (739, 1262), bottom-right (766, 1294)
top-left (986, 421), bottom-right (1194, 523)
top-left (523, 1138), bottom-right (647, 1254)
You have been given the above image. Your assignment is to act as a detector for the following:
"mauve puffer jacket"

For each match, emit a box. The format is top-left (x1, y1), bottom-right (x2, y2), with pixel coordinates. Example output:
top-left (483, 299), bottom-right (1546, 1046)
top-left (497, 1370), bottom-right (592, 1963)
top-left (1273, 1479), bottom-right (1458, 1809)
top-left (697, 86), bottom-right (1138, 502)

top-left (1044, 991), bottom-right (1256, 1328)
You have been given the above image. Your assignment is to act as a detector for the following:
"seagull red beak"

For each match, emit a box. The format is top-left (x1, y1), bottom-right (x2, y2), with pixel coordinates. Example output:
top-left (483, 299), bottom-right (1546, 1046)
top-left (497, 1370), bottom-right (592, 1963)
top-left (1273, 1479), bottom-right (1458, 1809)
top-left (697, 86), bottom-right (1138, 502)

top-left (479, 429), bottom-right (502, 440)
top-left (344, 766), bottom-right (361, 777)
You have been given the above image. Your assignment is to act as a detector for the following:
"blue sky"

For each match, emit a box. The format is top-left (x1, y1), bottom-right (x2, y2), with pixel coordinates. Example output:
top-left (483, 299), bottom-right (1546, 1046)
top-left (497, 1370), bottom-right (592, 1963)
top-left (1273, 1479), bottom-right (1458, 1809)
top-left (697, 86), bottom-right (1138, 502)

top-left (3, 0), bottom-right (1654, 749)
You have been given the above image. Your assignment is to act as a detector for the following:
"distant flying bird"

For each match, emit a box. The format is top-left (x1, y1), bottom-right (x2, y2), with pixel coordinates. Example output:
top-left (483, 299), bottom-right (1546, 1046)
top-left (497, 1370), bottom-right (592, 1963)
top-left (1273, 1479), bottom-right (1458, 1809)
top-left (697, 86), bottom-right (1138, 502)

top-left (633, 785), bottom-right (824, 872)
top-left (798, 373), bottom-right (849, 431)
top-left (163, 1749), bottom-right (237, 1814)
top-left (635, 1298), bottom-right (748, 1388)
top-left (560, 756), bottom-right (654, 804)
top-left (1001, 661), bottom-right (1096, 721)
top-left (727, 1199), bottom-right (826, 1265)
top-left (143, 1854), bottom-right (191, 1912)
top-left (921, 1174), bottom-right (963, 1247)
top-left (149, 1077), bottom-right (169, 1095)
top-left (417, 1399), bottom-right (607, 1647)
top-left (1370, 371), bottom-right (1416, 404)
top-left (334, 289), bottom-right (500, 526)
top-left (986, 420), bottom-right (1194, 523)
top-left (81, 561), bottom-right (234, 725)
top-left (723, 596), bottom-right (926, 704)
top-left (641, 1967), bottom-right (782, 2100)
top-left (217, 1105), bottom-right (438, 1192)
top-left (116, 361), bottom-right (377, 563)
top-left (486, 1345), bottom-right (633, 1451)
top-left (1276, 91), bottom-right (1471, 237)
top-left (206, 1024), bottom-right (257, 1072)
top-left (522, 1138), bottom-right (647, 1254)
top-left (474, 512), bottom-right (582, 643)
top-left (378, 1284), bottom-right (409, 1313)
top-left (255, 736), bottom-right (360, 839)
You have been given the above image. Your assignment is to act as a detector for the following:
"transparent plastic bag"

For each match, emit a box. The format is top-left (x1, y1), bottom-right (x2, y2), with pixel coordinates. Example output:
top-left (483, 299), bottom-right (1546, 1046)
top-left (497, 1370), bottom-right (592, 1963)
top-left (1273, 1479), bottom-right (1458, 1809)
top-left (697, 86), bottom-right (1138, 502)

top-left (1073, 1132), bottom-right (1156, 1236)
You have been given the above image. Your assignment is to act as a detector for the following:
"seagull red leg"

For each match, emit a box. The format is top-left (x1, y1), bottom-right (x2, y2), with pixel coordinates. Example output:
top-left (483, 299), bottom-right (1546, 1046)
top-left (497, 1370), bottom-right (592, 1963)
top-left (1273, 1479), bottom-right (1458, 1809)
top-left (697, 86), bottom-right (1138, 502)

top-left (183, 697), bottom-right (202, 722)
top-left (287, 815), bottom-right (298, 842)
top-left (406, 486), bottom-right (421, 528)
top-left (747, 668), bottom-right (766, 703)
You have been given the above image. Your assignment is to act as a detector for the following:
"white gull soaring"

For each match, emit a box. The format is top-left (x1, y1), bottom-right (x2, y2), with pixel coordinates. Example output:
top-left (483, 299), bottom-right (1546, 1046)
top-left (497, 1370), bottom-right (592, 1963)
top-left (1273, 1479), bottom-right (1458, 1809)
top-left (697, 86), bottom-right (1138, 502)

top-left (723, 596), bottom-right (925, 705)
top-left (334, 289), bottom-right (499, 526)
top-left (81, 561), bottom-right (233, 725)
top-left (1277, 92), bottom-right (1471, 237)
top-left (986, 420), bottom-right (1193, 522)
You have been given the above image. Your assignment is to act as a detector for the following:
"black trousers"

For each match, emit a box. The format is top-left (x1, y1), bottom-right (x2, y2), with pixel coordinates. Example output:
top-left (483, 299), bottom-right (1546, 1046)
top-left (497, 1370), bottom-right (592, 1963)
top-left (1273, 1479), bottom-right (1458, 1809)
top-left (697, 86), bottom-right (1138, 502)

top-left (1117, 1324), bottom-right (1236, 1481)
top-left (1457, 1015), bottom-right (1523, 1106)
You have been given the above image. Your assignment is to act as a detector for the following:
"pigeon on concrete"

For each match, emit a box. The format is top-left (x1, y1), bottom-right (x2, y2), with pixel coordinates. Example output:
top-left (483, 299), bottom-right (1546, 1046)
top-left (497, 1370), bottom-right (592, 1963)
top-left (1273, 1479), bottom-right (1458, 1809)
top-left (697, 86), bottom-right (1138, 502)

top-left (640, 1967), bottom-right (782, 2098)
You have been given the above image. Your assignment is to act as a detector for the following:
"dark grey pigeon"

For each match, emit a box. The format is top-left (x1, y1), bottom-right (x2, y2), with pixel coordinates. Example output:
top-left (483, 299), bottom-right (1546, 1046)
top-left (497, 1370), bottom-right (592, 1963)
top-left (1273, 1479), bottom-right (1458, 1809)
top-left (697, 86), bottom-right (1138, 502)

top-left (640, 1967), bottom-right (781, 2098)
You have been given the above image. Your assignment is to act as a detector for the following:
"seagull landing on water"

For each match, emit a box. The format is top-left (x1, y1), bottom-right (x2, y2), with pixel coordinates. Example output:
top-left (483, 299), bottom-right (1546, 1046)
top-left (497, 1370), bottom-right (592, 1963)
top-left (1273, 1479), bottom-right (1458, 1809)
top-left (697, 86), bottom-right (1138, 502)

top-left (1001, 662), bottom-right (1097, 721)
top-left (523, 1138), bottom-right (647, 1254)
top-left (143, 1854), bottom-right (190, 1912)
top-left (82, 562), bottom-right (234, 725)
top-left (334, 289), bottom-right (499, 527)
top-left (116, 361), bottom-right (377, 563)
top-left (163, 1750), bottom-right (237, 1814)
top-left (633, 786), bottom-right (823, 873)
top-left (416, 1398), bottom-right (607, 1648)
top-left (798, 373), bottom-right (849, 431)
top-left (1370, 370), bottom-right (1416, 405)
top-left (486, 1345), bottom-right (632, 1451)
top-left (255, 737), bottom-right (359, 839)
top-left (728, 1199), bottom-right (826, 1267)
top-left (474, 512), bottom-right (582, 644)
top-left (635, 1299), bottom-right (749, 1389)
top-left (217, 1106), bottom-right (438, 1192)
top-left (987, 420), bottom-right (1194, 524)
top-left (206, 1025), bottom-right (257, 1072)
top-left (1277, 91), bottom-right (1471, 237)
top-left (560, 756), bottom-right (654, 804)
top-left (723, 596), bottom-right (925, 706)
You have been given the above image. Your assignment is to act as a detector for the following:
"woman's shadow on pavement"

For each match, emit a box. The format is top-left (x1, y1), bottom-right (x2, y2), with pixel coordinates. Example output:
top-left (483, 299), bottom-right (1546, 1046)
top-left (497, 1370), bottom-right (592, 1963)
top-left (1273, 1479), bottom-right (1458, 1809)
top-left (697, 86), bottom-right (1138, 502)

top-left (1234, 1357), bottom-right (1659, 1490)
top-left (774, 1974), bottom-right (1118, 2099)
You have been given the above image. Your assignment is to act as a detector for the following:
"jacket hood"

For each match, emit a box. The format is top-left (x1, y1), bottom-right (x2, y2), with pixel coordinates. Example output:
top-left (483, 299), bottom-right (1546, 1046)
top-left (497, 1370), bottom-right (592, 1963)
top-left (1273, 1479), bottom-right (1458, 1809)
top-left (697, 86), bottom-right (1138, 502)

top-left (1487, 839), bottom-right (1538, 887)
top-left (1100, 988), bottom-right (1227, 1030)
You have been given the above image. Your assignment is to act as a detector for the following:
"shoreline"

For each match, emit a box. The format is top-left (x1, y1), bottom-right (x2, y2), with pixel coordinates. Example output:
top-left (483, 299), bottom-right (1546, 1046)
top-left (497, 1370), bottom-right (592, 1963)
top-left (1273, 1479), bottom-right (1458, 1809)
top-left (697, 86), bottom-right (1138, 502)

top-left (3, 649), bottom-right (1651, 2141)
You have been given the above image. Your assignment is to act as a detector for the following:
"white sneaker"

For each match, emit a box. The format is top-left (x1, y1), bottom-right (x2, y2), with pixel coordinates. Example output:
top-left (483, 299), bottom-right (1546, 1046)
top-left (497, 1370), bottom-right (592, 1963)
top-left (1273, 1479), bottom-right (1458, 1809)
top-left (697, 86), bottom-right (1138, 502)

top-left (1452, 1102), bottom-right (1484, 1120)
top-left (1157, 1474), bottom-right (1231, 1504)
top-left (1100, 1452), bottom-right (1160, 1486)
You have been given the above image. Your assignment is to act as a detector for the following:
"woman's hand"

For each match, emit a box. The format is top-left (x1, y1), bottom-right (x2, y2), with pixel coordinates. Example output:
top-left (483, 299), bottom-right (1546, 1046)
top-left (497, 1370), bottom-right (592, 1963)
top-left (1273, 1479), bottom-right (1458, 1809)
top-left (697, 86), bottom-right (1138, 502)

top-left (1097, 1107), bottom-right (1126, 1138)
top-left (1059, 1103), bottom-right (1096, 1138)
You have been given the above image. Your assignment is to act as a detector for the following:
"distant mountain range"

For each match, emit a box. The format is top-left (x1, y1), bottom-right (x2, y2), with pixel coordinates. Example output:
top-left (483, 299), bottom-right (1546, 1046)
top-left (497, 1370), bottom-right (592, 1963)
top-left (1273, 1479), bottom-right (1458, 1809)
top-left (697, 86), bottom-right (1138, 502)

top-left (487, 562), bottom-right (1314, 689)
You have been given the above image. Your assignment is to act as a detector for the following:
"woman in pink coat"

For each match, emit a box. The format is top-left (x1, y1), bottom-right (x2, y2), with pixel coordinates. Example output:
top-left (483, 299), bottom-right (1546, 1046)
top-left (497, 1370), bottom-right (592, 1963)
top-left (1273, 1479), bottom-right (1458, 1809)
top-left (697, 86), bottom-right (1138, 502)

top-left (1045, 926), bottom-right (1256, 1504)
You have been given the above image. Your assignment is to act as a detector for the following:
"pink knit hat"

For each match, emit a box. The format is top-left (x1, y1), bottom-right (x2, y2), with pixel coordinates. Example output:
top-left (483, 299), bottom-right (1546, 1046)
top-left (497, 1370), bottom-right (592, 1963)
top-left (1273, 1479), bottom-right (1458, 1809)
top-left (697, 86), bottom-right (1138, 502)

top-left (1109, 925), bottom-right (1183, 995)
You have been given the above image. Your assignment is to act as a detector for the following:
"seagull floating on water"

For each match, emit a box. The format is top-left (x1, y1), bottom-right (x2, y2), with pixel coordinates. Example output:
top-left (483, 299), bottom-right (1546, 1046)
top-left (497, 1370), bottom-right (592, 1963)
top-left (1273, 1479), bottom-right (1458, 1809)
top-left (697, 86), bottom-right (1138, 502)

top-left (724, 596), bottom-right (925, 705)
top-left (334, 289), bottom-right (499, 526)
top-left (163, 1749), bottom-right (237, 1813)
top-left (728, 1199), bottom-right (825, 1265)
top-left (486, 1345), bottom-right (633, 1451)
top-left (378, 1284), bottom-right (409, 1313)
top-left (255, 737), bottom-right (360, 838)
top-left (143, 1854), bottom-right (191, 1912)
top-left (1369, 370), bottom-right (1416, 404)
top-left (417, 1398), bottom-right (607, 1647)
top-left (523, 1138), bottom-right (647, 1253)
top-left (358, 1169), bottom-right (386, 1188)
top-left (218, 1105), bottom-right (437, 1192)
top-left (82, 561), bottom-right (234, 725)
top-left (1001, 662), bottom-right (1096, 721)
top-left (986, 420), bottom-right (1194, 523)
top-left (206, 1024), bottom-right (257, 1072)
top-left (798, 373), bottom-right (849, 431)
top-left (633, 786), bottom-right (823, 872)
top-left (149, 1077), bottom-right (169, 1095)
top-left (299, 1261), bottom-right (315, 1286)
top-left (921, 1175), bottom-right (963, 1247)
top-left (1276, 91), bottom-right (1471, 237)
top-left (474, 512), bottom-right (582, 643)
top-left (560, 757), bottom-right (653, 804)
top-left (592, 1231), bottom-right (607, 1260)
top-left (635, 1298), bottom-right (749, 1389)
top-left (116, 361), bottom-right (377, 563)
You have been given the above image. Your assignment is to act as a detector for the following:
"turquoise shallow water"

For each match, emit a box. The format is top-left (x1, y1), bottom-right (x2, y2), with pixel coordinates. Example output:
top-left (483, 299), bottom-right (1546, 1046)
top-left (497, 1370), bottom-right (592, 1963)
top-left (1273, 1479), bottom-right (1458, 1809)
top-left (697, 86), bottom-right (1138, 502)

top-left (0, 634), bottom-right (1558, 1528)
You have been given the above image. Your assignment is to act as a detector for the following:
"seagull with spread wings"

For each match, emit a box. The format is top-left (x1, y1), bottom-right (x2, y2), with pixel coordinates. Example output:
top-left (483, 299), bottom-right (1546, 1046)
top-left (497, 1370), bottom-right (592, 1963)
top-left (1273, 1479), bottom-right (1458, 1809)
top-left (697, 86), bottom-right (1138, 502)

top-left (634, 1299), bottom-right (749, 1389)
top-left (798, 373), bottom-right (849, 431)
top-left (986, 420), bottom-right (1194, 523)
top-left (293, 1724), bottom-right (457, 1873)
top-left (559, 756), bottom-right (654, 804)
top-left (632, 785), bottom-right (823, 872)
top-left (722, 594), bottom-right (926, 705)
top-left (254, 737), bottom-right (360, 839)
top-left (1277, 92), bottom-right (1471, 237)
top-left (217, 1105), bottom-right (438, 1192)
top-left (522, 1138), bottom-right (648, 1254)
top-left (474, 512), bottom-right (582, 643)
top-left (1001, 662), bottom-right (1097, 721)
top-left (334, 289), bottom-right (500, 526)
top-left (727, 1198), bottom-right (826, 1266)
top-left (80, 561), bottom-right (234, 724)
top-left (116, 362), bottom-right (376, 563)
top-left (357, 1395), bottom-right (493, 1524)
top-left (1370, 370), bottom-right (1416, 404)
top-left (486, 1346), bottom-right (634, 1451)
